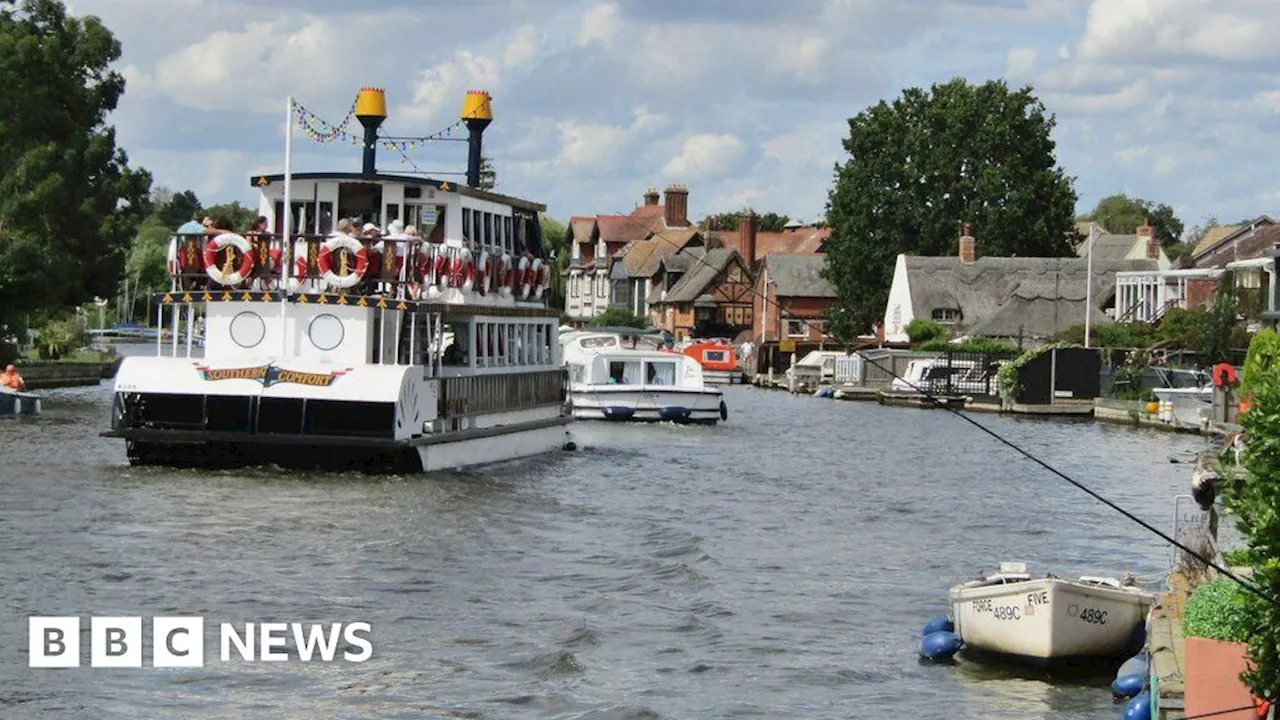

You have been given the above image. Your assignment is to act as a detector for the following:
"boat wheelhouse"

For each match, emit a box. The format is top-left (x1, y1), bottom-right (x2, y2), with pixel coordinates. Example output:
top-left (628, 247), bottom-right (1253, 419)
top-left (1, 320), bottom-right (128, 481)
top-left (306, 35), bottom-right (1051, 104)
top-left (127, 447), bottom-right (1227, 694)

top-left (102, 88), bottom-right (572, 472)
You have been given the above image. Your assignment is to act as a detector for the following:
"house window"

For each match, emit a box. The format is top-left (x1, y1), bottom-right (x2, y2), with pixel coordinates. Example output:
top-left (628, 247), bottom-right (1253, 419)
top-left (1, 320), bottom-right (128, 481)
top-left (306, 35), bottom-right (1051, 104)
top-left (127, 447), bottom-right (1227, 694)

top-left (932, 308), bottom-right (961, 323)
top-left (571, 275), bottom-right (579, 298)
top-left (572, 243), bottom-right (580, 261)
top-left (598, 276), bottom-right (607, 298)
top-left (786, 319), bottom-right (806, 337)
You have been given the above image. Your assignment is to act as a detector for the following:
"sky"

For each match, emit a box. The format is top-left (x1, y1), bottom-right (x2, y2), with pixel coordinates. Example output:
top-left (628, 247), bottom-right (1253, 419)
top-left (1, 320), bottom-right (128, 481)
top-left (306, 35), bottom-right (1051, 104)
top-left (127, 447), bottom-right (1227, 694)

top-left (64, 0), bottom-right (1280, 234)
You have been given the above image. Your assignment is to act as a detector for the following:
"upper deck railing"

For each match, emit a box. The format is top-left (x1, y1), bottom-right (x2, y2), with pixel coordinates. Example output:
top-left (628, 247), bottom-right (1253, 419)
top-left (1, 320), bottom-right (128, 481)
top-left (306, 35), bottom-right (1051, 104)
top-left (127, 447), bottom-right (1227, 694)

top-left (166, 231), bottom-right (552, 306)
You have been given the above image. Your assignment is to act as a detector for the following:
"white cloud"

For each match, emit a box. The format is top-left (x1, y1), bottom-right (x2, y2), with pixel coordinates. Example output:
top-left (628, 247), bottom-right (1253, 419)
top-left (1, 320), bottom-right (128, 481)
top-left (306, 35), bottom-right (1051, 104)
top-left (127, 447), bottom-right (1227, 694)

top-left (663, 133), bottom-right (745, 180)
top-left (1077, 0), bottom-right (1280, 64)
top-left (577, 2), bottom-right (620, 47)
top-left (402, 50), bottom-right (503, 124)
top-left (1005, 47), bottom-right (1038, 78)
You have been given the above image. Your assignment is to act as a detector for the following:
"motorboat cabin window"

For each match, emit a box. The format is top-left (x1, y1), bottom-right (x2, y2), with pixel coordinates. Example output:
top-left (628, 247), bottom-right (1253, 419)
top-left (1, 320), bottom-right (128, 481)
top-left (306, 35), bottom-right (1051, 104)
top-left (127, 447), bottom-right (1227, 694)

top-left (581, 336), bottom-right (617, 349)
top-left (786, 319), bottom-right (806, 337)
top-left (462, 208), bottom-right (472, 242)
top-left (484, 213), bottom-right (493, 249)
top-left (608, 360), bottom-right (640, 384)
top-left (704, 349), bottom-right (728, 363)
top-left (504, 216), bottom-right (513, 256)
top-left (646, 361), bottom-right (676, 385)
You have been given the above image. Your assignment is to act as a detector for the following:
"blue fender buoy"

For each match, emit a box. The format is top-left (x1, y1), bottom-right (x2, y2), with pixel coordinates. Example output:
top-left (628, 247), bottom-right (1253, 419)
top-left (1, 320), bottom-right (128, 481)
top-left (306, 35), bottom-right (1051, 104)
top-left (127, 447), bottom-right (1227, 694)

top-left (1111, 672), bottom-right (1145, 699)
top-left (602, 406), bottom-right (635, 420)
top-left (919, 631), bottom-right (962, 660)
top-left (922, 615), bottom-right (954, 636)
top-left (1123, 691), bottom-right (1151, 720)
top-left (659, 406), bottom-right (690, 421)
top-left (1116, 652), bottom-right (1147, 680)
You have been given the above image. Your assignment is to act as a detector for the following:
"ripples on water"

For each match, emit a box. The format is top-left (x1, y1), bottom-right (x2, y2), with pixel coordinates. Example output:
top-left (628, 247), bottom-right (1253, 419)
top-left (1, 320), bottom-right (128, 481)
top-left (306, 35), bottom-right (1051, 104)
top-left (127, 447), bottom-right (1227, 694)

top-left (0, 383), bottom-right (1211, 719)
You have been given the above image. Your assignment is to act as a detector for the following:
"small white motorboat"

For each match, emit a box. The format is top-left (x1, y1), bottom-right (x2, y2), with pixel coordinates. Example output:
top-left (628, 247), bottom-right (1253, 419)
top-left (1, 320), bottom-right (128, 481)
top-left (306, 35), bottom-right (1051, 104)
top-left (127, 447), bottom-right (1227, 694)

top-left (563, 331), bottom-right (726, 424)
top-left (0, 388), bottom-right (41, 415)
top-left (949, 562), bottom-right (1155, 664)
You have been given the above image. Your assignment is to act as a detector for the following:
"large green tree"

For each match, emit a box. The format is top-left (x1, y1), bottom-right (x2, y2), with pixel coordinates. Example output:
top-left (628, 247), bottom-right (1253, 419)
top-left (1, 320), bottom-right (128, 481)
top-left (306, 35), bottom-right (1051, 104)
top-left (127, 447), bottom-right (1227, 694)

top-left (1078, 193), bottom-right (1183, 249)
top-left (823, 79), bottom-right (1077, 336)
top-left (540, 213), bottom-right (567, 307)
top-left (0, 0), bottom-right (151, 325)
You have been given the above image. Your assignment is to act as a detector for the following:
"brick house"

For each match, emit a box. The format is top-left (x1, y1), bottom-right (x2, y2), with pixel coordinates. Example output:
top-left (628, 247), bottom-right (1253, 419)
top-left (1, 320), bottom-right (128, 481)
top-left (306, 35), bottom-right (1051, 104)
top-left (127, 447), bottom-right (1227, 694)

top-left (563, 185), bottom-right (689, 322)
top-left (751, 253), bottom-right (837, 372)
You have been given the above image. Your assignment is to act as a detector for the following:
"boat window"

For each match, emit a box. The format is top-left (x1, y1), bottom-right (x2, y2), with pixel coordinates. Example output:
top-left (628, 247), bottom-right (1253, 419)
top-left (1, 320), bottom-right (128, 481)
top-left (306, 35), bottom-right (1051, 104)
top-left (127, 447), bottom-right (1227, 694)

top-left (582, 336), bottom-right (617, 349)
top-left (318, 202), bottom-right (334, 234)
top-left (704, 349), bottom-right (727, 363)
top-left (646, 361), bottom-right (676, 385)
top-left (462, 208), bottom-right (471, 243)
top-left (504, 216), bottom-right (513, 256)
top-left (483, 212), bottom-right (493, 250)
top-left (441, 323), bottom-right (469, 368)
top-left (608, 360), bottom-right (640, 384)
top-left (570, 364), bottom-right (584, 383)
top-left (472, 210), bottom-right (482, 250)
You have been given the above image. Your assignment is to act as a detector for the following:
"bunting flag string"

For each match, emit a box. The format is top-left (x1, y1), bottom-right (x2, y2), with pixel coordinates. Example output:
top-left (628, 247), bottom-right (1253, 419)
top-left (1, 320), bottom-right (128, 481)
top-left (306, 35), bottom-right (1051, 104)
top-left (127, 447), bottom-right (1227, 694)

top-left (290, 96), bottom-right (467, 153)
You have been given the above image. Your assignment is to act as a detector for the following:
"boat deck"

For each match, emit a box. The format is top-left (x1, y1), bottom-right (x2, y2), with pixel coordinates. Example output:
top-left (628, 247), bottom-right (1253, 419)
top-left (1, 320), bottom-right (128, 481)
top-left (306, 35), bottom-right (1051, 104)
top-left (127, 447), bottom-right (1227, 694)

top-left (1150, 569), bottom-right (1191, 719)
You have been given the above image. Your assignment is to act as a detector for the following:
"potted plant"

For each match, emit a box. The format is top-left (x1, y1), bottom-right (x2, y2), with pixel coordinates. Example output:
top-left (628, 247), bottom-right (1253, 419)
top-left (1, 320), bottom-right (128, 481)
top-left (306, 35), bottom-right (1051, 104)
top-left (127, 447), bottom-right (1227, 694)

top-left (1182, 578), bottom-right (1259, 719)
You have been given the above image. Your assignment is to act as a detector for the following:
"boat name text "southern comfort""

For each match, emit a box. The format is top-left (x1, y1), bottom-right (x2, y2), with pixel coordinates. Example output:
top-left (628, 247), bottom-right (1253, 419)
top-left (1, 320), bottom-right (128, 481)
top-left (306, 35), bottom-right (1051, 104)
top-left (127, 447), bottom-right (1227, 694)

top-left (194, 365), bottom-right (349, 388)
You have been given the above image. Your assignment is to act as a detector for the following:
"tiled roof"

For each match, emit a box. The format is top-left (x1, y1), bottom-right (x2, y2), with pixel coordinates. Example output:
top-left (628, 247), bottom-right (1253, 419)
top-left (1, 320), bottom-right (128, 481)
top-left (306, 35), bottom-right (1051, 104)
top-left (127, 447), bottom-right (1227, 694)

top-left (1192, 216), bottom-right (1276, 260)
top-left (752, 226), bottom-right (830, 260)
top-left (620, 228), bottom-right (704, 278)
top-left (653, 248), bottom-right (743, 304)
top-left (761, 254), bottom-right (836, 298)
top-left (568, 217), bottom-right (596, 244)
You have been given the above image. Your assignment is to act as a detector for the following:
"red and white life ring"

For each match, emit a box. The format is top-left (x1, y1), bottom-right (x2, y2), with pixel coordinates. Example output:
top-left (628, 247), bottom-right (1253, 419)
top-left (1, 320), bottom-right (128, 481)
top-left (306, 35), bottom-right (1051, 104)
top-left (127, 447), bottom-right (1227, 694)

top-left (286, 240), bottom-right (310, 293)
top-left (513, 256), bottom-right (530, 298)
top-left (317, 234), bottom-right (369, 289)
top-left (532, 259), bottom-right (549, 300)
top-left (474, 250), bottom-right (490, 296)
top-left (167, 236), bottom-right (180, 276)
top-left (520, 257), bottom-right (537, 300)
top-left (448, 248), bottom-right (475, 291)
top-left (202, 233), bottom-right (255, 287)
top-left (496, 253), bottom-right (512, 297)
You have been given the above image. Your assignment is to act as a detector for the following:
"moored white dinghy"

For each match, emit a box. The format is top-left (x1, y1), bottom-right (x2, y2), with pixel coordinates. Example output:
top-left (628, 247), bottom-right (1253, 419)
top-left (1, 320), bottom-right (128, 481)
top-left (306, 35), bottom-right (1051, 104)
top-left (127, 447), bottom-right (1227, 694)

top-left (948, 562), bottom-right (1155, 664)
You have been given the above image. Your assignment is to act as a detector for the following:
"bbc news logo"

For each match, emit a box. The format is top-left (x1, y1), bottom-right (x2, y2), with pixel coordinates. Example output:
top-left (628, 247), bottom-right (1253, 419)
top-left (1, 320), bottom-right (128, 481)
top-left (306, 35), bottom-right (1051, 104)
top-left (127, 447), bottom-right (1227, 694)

top-left (28, 617), bottom-right (372, 668)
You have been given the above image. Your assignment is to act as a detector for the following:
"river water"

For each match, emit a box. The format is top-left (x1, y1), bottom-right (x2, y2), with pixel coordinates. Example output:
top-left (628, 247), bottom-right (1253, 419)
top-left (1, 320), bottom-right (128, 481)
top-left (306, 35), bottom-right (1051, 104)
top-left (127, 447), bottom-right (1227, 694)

top-left (0, 378), bottom-right (1210, 719)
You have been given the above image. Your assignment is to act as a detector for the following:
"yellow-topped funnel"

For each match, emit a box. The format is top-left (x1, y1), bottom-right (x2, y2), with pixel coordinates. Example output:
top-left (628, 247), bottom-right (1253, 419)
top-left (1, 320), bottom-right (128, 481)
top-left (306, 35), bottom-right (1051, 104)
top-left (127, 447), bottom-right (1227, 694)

top-left (356, 87), bottom-right (387, 119)
top-left (462, 90), bottom-right (493, 188)
top-left (355, 87), bottom-right (387, 177)
top-left (461, 90), bottom-right (493, 122)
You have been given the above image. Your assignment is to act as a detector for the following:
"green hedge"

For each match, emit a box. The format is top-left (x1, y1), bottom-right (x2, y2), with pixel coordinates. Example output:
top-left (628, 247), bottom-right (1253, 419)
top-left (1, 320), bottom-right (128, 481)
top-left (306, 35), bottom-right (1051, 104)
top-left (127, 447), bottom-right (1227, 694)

top-left (1182, 578), bottom-right (1251, 643)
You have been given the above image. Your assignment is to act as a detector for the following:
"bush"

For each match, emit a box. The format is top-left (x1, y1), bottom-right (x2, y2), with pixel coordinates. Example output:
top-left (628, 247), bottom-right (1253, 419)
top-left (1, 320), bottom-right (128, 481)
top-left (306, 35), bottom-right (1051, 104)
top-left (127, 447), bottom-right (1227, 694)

top-left (589, 308), bottom-right (649, 329)
top-left (905, 318), bottom-right (943, 345)
top-left (1222, 369), bottom-right (1280, 698)
top-left (34, 316), bottom-right (87, 361)
top-left (1241, 329), bottom-right (1280, 396)
top-left (1182, 578), bottom-right (1251, 643)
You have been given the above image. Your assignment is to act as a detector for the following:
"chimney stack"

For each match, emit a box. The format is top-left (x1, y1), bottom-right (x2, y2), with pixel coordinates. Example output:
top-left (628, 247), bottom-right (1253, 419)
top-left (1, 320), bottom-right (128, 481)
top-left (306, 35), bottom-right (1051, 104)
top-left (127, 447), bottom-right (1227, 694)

top-left (1137, 217), bottom-right (1159, 260)
top-left (705, 215), bottom-right (718, 231)
top-left (663, 184), bottom-right (689, 227)
top-left (355, 87), bottom-right (387, 178)
top-left (461, 89), bottom-right (493, 188)
top-left (644, 188), bottom-right (660, 206)
top-left (740, 208), bottom-right (759, 266)
top-left (959, 224), bottom-right (977, 264)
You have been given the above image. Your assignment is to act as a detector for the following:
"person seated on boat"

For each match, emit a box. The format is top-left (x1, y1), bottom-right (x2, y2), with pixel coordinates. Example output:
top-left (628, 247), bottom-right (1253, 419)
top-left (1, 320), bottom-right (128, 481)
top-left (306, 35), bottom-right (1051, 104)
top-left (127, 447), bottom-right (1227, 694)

top-left (1, 364), bottom-right (26, 392)
top-left (204, 216), bottom-right (235, 236)
top-left (176, 213), bottom-right (204, 238)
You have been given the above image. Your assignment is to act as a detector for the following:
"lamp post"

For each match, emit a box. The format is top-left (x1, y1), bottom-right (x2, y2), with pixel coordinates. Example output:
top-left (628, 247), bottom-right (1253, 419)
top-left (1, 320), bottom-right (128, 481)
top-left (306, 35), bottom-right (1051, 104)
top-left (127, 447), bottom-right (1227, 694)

top-left (1084, 223), bottom-right (1097, 349)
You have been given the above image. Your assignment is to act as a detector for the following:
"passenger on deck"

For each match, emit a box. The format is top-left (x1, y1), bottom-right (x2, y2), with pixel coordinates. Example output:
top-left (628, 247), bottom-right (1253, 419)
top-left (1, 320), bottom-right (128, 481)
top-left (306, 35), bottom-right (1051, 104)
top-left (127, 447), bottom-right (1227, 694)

top-left (176, 214), bottom-right (204, 237)
top-left (334, 218), bottom-right (354, 237)
top-left (1, 364), bottom-right (26, 392)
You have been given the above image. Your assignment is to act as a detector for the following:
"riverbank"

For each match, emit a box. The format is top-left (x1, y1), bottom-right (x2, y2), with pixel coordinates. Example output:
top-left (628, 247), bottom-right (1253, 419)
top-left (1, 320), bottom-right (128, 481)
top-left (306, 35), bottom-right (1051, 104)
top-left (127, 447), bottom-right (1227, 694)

top-left (13, 357), bottom-right (121, 389)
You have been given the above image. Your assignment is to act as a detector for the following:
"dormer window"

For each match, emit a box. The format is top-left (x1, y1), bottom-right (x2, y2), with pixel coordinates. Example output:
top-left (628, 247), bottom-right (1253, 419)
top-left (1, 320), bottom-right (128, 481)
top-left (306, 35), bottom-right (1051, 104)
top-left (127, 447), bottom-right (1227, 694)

top-left (932, 308), bottom-right (961, 323)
